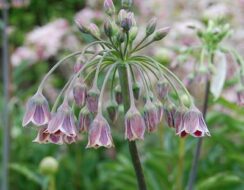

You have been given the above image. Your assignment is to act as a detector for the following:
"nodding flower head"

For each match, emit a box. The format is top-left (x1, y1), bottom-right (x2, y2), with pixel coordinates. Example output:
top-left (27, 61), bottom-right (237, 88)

top-left (73, 80), bottom-right (87, 107)
top-left (22, 92), bottom-right (51, 127)
top-left (86, 87), bottom-right (100, 113)
top-left (125, 106), bottom-right (146, 141)
top-left (47, 102), bottom-right (77, 138)
top-left (177, 107), bottom-right (210, 138)
top-left (87, 114), bottom-right (114, 149)
top-left (23, 0), bottom-right (210, 148)
top-left (78, 106), bottom-right (93, 133)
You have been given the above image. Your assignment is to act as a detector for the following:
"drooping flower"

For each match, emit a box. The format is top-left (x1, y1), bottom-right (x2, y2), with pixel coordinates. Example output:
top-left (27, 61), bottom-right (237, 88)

top-left (33, 126), bottom-right (50, 144)
top-left (143, 99), bottom-right (159, 132)
top-left (22, 92), bottom-right (51, 127)
top-left (78, 106), bottom-right (93, 133)
top-left (73, 80), bottom-right (87, 107)
top-left (157, 80), bottom-right (170, 101)
top-left (86, 87), bottom-right (100, 113)
top-left (47, 102), bottom-right (77, 137)
top-left (164, 101), bottom-right (176, 128)
top-left (177, 107), bottom-right (210, 137)
top-left (125, 106), bottom-right (146, 141)
top-left (87, 114), bottom-right (114, 148)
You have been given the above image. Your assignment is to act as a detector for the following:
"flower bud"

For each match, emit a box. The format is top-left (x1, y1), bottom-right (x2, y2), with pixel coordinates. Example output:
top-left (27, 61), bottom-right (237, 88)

top-left (146, 17), bottom-right (157, 36)
top-left (78, 106), bottom-right (93, 132)
top-left (106, 100), bottom-right (118, 122)
top-left (121, 0), bottom-right (133, 9)
top-left (127, 12), bottom-right (136, 26)
top-left (164, 101), bottom-right (176, 128)
top-left (143, 100), bottom-right (159, 132)
top-left (73, 81), bottom-right (87, 107)
top-left (121, 17), bottom-right (132, 32)
top-left (153, 27), bottom-right (171, 41)
top-left (75, 20), bottom-right (89, 34)
top-left (88, 23), bottom-right (100, 38)
top-left (129, 26), bottom-right (138, 42)
top-left (118, 9), bottom-right (127, 24)
top-left (87, 114), bottom-right (114, 148)
top-left (39, 157), bottom-right (59, 175)
top-left (74, 56), bottom-right (85, 73)
top-left (115, 85), bottom-right (123, 104)
top-left (22, 92), bottom-right (51, 127)
top-left (104, 19), bottom-right (113, 37)
top-left (125, 106), bottom-right (146, 141)
top-left (133, 82), bottom-right (141, 100)
top-left (104, 0), bottom-right (115, 16)
top-left (87, 87), bottom-right (100, 113)
top-left (156, 80), bottom-right (170, 100)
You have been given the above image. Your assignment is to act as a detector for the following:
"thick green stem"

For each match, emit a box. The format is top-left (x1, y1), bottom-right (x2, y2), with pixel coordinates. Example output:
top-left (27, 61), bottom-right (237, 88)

top-left (118, 64), bottom-right (147, 190)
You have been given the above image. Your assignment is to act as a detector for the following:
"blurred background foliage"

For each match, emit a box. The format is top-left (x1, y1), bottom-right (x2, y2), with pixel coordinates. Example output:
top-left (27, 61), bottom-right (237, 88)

top-left (1, 0), bottom-right (244, 190)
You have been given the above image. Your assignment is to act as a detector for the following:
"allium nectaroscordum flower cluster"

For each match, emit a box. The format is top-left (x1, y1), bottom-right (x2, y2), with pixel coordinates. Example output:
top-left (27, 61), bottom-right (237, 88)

top-left (22, 0), bottom-right (210, 148)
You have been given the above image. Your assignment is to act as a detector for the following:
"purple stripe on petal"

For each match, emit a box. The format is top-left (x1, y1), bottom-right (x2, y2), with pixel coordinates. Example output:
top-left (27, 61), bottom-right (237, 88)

top-left (48, 113), bottom-right (64, 133)
top-left (33, 105), bottom-right (45, 125)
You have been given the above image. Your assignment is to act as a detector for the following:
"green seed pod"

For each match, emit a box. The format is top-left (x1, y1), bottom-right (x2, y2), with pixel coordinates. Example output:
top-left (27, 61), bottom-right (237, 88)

top-left (133, 82), bottom-right (141, 100)
top-left (106, 100), bottom-right (118, 122)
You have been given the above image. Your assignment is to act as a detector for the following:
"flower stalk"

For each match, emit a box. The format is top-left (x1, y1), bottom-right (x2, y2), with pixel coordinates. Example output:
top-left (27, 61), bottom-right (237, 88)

top-left (118, 64), bottom-right (147, 190)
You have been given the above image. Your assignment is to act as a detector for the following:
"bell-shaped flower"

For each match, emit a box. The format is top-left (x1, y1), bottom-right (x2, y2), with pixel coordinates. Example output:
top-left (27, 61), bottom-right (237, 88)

top-left (33, 126), bottom-right (50, 144)
top-left (125, 106), bottom-right (146, 141)
top-left (22, 92), bottom-right (51, 127)
top-left (143, 99), bottom-right (159, 132)
top-left (177, 107), bottom-right (210, 137)
top-left (164, 102), bottom-right (176, 128)
top-left (86, 87), bottom-right (100, 113)
top-left (78, 106), bottom-right (92, 132)
top-left (73, 80), bottom-right (87, 107)
top-left (47, 102), bottom-right (77, 137)
top-left (173, 108), bottom-right (186, 137)
top-left (87, 114), bottom-right (114, 148)
top-left (157, 80), bottom-right (170, 101)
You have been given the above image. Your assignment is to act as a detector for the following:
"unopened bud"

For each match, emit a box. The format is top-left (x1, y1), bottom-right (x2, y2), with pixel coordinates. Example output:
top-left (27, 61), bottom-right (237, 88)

top-left (75, 20), bottom-right (89, 34)
top-left (89, 23), bottom-right (100, 38)
top-left (129, 26), bottom-right (138, 42)
top-left (118, 9), bottom-right (127, 24)
top-left (104, 19), bottom-right (113, 37)
top-left (104, 0), bottom-right (115, 16)
top-left (78, 106), bottom-right (93, 132)
top-left (146, 17), bottom-right (157, 36)
top-left (73, 81), bottom-right (87, 107)
top-left (39, 157), bottom-right (59, 175)
top-left (87, 88), bottom-right (100, 113)
top-left (153, 27), bottom-right (170, 41)
top-left (121, 17), bottom-right (132, 32)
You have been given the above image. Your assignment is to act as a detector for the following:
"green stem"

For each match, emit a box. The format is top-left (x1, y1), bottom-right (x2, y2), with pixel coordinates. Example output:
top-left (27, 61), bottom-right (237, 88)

top-left (118, 64), bottom-right (147, 190)
top-left (48, 175), bottom-right (56, 190)
top-left (176, 138), bottom-right (185, 190)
